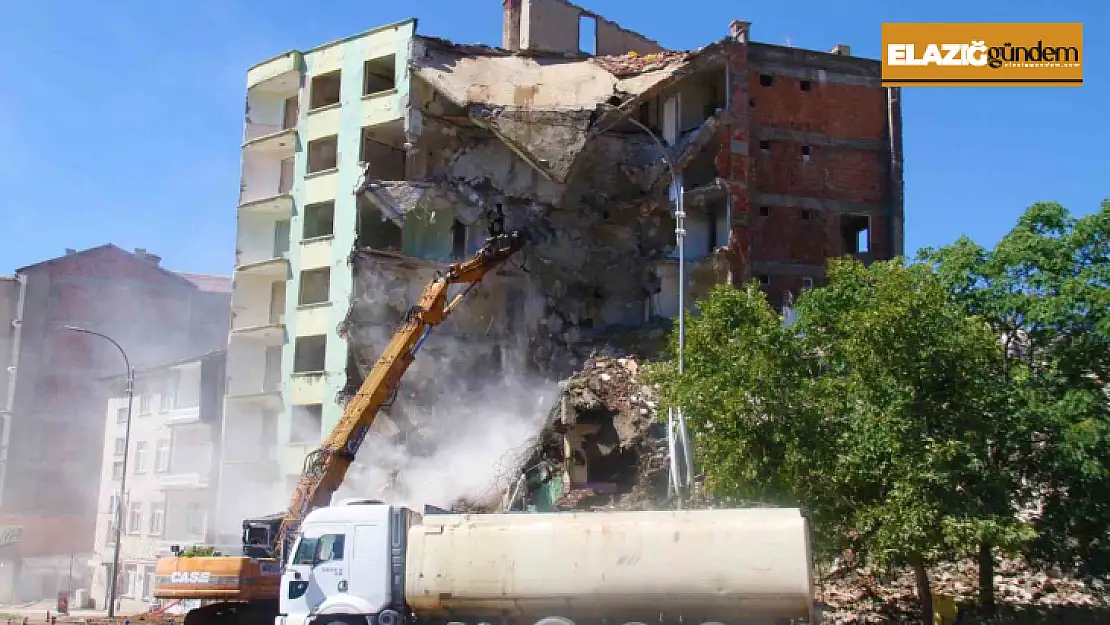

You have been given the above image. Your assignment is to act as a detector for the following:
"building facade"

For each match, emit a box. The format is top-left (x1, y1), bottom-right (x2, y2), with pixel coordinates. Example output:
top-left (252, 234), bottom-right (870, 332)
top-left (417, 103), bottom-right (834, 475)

top-left (220, 0), bottom-right (904, 522)
top-left (0, 245), bottom-right (229, 603)
top-left (218, 20), bottom-right (417, 541)
top-left (89, 352), bottom-right (226, 612)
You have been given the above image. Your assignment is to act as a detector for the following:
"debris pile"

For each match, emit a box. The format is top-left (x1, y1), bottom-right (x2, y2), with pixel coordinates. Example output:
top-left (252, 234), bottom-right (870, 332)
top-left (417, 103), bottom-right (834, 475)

top-left (819, 556), bottom-right (1110, 624)
top-left (548, 354), bottom-right (670, 511)
top-left (450, 353), bottom-right (671, 513)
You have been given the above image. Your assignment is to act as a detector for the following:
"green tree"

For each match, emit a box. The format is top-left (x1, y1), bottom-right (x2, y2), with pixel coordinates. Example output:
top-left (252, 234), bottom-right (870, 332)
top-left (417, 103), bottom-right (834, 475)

top-left (922, 201), bottom-right (1110, 589)
top-left (656, 259), bottom-right (1023, 625)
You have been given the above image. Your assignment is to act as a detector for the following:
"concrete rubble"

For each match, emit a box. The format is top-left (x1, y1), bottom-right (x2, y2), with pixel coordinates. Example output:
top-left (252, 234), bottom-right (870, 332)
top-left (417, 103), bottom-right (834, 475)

top-left (348, 31), bottom-right (733, 388)
top-left (448, 353), bottom-right (670, 513)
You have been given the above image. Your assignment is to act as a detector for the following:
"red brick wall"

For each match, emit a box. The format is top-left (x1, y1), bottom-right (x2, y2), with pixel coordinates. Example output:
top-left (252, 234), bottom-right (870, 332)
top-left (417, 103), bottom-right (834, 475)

top-left (719, 41), bottom-right (753, 283)
top-left (716, 47), bottom-right (892, 308)
top-left (754, 143), bottom-right (886, 204)
top-left (749, 73), bottom-right (887, 139)
top-left (749, 206), bottom-right (834, 265)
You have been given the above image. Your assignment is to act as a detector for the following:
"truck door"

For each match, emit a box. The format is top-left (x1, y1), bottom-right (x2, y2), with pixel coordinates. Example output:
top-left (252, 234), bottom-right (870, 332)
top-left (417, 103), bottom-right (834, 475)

top-left (285, 524), bottom-right (350, 616)
top-left (347, 523), bottom-right (392, 609)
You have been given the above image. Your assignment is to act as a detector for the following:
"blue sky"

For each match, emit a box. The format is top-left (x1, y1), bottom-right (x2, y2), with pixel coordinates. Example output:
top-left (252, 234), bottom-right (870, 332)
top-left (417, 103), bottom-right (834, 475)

top-left (0, 1), bottom-right (1105, 275)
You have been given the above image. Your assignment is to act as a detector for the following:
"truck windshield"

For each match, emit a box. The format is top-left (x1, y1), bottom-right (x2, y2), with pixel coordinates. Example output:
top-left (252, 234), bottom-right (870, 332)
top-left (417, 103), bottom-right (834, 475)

top-left (292, 537), bottom-right (318, 565)
top-left (291, 533), bottom-right (345, 565)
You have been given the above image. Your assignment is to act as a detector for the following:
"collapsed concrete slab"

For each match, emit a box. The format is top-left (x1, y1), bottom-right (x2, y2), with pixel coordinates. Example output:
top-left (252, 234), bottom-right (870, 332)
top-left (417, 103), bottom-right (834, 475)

top-left (359, 180), bottom-right (486, 226)
top-left (411, 36), bottom-right (710, 183)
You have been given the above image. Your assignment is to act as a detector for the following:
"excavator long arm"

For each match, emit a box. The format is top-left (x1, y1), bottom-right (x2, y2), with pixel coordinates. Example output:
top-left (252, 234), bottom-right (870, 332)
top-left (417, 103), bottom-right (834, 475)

top-left (275, 229), bottom-right (526, 560)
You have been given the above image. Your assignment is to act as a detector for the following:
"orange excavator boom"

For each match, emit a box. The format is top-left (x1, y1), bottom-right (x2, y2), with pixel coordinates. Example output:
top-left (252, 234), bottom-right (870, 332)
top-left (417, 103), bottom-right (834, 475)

top-left (276, 228), bottom-right (526, 560)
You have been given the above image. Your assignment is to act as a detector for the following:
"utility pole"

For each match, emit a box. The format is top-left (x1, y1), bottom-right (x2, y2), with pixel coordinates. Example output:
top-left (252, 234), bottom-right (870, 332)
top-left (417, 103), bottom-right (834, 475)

top-left (64, 326), bottom-right (133, 618)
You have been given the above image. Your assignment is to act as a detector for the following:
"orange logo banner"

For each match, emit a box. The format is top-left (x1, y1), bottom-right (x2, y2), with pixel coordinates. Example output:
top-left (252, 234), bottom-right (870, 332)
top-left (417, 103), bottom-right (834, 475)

top-left (881, 23), bottom-right (1083, 87)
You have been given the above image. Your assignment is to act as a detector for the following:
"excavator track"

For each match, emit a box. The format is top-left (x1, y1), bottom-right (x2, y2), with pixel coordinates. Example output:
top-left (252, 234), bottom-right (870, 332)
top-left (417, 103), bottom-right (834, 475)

top-left (182, 600), bottom-right (278, 625)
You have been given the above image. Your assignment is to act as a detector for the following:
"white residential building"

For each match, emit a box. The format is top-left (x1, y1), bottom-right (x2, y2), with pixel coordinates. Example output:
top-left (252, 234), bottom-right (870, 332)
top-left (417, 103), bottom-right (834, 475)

top-left (89, 352), bottom-right (226, 612)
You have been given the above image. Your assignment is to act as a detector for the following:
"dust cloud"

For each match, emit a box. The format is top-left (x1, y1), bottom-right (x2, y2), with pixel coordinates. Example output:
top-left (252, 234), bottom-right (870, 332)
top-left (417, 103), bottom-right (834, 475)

top-left (334, 253), bottom-right (557, 511)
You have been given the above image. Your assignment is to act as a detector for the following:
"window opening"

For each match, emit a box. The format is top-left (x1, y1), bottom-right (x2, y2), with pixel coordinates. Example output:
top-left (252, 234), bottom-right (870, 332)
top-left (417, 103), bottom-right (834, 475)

top-left (578, 15), bottom-right (597, 55)
top-left (309, 71), bottom-right (341, 110)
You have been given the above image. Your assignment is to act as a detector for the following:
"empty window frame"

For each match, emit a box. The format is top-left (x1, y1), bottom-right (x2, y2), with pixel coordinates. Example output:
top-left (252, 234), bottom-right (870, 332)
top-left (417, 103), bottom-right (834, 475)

top-left (451, 220), bottom-right (468, 260)
top-left (357, 199), bottom-right (403, 251)
top-left (758, 275), bottom-right (771, 286)
top-left (290, 404), bottom-right (324, 444)
top-left (307, 136), bottom-right (339, 174)
top-left (363, 56), bottom-right (396, 96)
top-left (299, 268), bottom-right (331, 306)
top-left (758, 74), bottom-right (774, 87)
top-left (759, 140), bottom-right (771, 152)
top-left (303, 201), bottom-right (335, 239)
top-left (759, 206), bottom-right (770, 217)
top-left (309, 71), bottom-right (342, 110)
top-left (802, 276), bottom-right (815, 290)
top-left (578, 15), bottom-right (597, 55)
top-left (359, 130), bottom-right (406, 181)
top-left (841, 214), bottom-right (871, 254)
top-left (801, 145), bottom-right (812, 164)
top-left (293, 335), bottom-right (327, 373)
top-left (800, 79), bottom-right (812, 91)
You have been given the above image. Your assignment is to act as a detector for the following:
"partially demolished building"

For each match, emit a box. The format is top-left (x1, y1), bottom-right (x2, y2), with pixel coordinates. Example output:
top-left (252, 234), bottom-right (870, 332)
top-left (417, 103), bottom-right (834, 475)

top-left (221, 0), bottom-right (904, 527)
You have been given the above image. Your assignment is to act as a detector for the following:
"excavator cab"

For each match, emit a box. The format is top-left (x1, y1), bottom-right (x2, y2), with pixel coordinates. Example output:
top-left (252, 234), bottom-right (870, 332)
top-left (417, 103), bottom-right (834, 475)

top-left (242, 513), bottom-right (284, 559)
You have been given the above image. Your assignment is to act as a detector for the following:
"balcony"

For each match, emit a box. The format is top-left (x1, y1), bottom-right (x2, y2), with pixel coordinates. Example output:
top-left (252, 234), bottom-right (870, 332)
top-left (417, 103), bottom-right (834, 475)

top-left (230, 323), bottom-right (285, 347)
top-left (163, 405), bottom-right (202, 426)
top-left (235, 257), bottom-right (289, 279)
top-left (239, 193), bottom-right (293, 219)
top-left (243, 124), bottom-right (296, 159)
top-left (247, 51), bottom-right (303, 92)
top-left (225, 390), bottom-right (283, 413)
top-left (158, 472), bottom-right (211, 491)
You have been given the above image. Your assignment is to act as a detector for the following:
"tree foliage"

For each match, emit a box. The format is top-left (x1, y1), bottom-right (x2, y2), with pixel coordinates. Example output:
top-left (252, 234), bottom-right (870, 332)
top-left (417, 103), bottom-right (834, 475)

top-left (652, 201), bottom-right (1109, 621)
top-left (922, 200), bottom-right (1110, 577)
top-left (654, 259), bottom-right (1029, 623)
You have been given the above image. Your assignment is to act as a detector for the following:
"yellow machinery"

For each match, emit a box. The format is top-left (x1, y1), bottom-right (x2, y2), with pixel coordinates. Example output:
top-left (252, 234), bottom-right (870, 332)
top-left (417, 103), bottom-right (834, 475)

top-left (152, 228), bottom-right (526, 624)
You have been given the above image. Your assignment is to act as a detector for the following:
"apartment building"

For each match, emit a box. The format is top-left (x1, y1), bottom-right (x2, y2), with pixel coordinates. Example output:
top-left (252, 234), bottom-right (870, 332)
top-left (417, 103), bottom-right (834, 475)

top-left (89, 351), bottom-right (226, 612)
top-left (0, 245), bottom-right (230, 603)
top-left (218, 19), bottom-right (417, 540)
top-left (223, 0), bottom-right (903, 520)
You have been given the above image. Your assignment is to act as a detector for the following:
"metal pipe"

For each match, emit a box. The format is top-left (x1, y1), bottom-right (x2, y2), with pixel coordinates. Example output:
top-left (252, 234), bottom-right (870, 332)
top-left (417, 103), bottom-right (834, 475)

top-left (64, 326), bottom-right (132, 618)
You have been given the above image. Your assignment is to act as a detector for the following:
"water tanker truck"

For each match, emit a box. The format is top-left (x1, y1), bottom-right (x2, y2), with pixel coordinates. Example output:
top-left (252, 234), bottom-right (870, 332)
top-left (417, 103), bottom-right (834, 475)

top-left (279, 499), bottom-right (817, 625)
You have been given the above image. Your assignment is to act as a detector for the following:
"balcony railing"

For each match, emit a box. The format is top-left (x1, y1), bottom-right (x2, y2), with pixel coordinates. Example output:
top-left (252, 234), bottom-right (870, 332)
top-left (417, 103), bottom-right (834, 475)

top-left (244, 123), bottom-right (284, 142)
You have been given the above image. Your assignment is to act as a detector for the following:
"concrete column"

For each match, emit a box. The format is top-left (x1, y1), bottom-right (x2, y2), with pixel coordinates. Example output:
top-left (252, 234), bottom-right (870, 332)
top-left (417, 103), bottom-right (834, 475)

top-left (502, 0), bottom-right (522, 51)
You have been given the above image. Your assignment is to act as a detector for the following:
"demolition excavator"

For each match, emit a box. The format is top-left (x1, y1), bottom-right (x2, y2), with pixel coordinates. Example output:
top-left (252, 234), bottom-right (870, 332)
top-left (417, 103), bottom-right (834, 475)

top-left (151, 208), bottom-right (819, 625)
top-left (151, 218), bottom-right (527, 625)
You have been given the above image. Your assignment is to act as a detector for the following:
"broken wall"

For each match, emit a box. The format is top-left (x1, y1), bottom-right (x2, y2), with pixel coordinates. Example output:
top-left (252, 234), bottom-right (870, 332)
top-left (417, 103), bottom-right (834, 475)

top-left (502, 0), bottom-right (665, 57)
top-left (336, 24), bottom-right (902, 510)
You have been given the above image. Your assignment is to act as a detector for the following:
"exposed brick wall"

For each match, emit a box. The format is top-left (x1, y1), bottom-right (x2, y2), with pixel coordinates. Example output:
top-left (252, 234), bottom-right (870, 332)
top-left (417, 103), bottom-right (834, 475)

top-left (749, 206), bottom-right (834, 265)
top-left (754, 143), bottom-right (886, 205)
top-left (713, 45), bottom-right (896, 309)
top-left (719, 41), bottom-right (753, 284)
top-left (749, 73), bottom-right (887, 139)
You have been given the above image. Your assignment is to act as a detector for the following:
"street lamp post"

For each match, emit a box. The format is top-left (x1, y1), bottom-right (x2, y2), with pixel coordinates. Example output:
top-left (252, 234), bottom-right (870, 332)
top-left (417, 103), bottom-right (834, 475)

top-left (64, 326), bottom-right (133, 618)
top-left (598, 103), bottom-right (694, 503)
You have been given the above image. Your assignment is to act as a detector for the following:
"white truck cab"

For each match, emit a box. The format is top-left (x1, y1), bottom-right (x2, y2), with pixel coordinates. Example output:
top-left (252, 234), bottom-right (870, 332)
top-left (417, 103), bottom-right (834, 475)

top-left (277, 499), bottom-right (417, 625)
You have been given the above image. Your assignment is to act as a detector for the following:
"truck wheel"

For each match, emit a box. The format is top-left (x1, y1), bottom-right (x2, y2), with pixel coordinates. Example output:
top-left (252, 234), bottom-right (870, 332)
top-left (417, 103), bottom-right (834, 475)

top-left (533, 617), bottom-right (575, 625)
